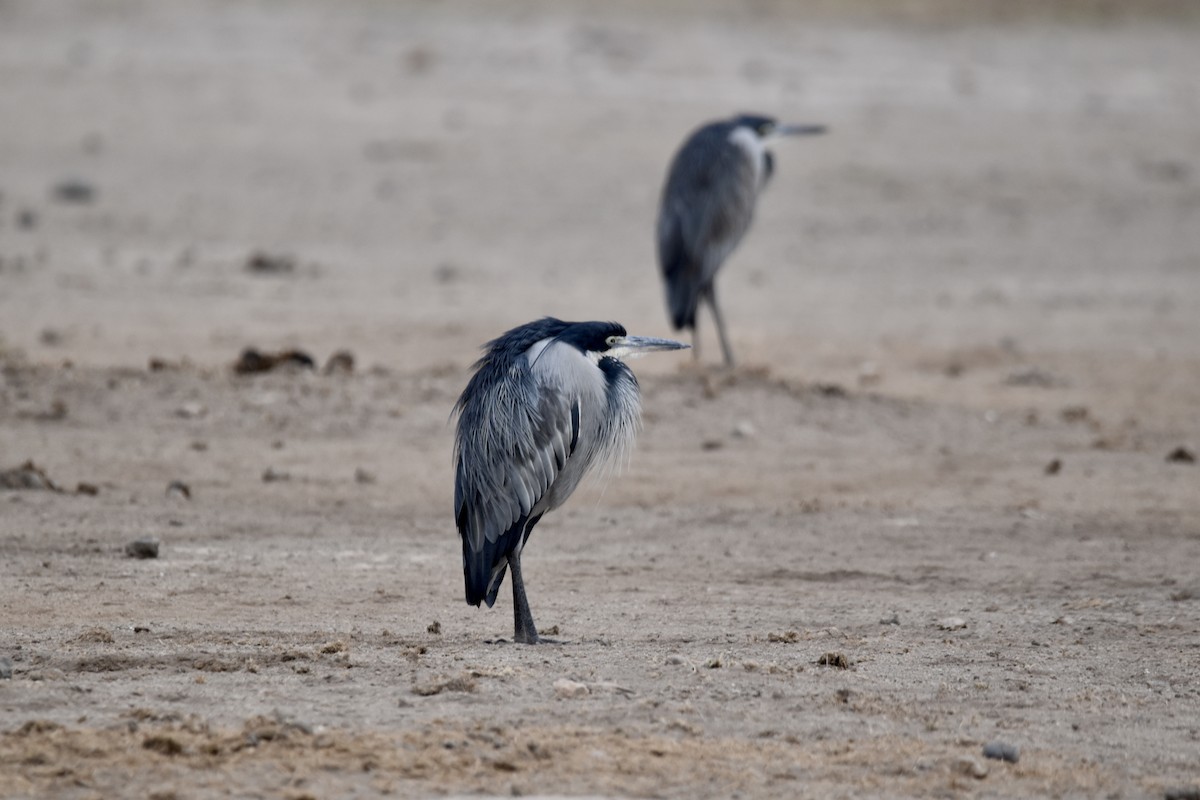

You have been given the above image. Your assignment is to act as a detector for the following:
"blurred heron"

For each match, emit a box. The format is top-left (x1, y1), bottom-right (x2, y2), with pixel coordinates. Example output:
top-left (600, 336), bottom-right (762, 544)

top-left (453, 317), bottom-right (688, 644)
top-left (657, 113), bottom-right (826, 366)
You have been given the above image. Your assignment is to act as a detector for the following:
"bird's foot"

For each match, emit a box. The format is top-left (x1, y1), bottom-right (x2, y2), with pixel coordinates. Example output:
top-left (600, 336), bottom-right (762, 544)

top-left (485, 635), bottom-right (567, 646)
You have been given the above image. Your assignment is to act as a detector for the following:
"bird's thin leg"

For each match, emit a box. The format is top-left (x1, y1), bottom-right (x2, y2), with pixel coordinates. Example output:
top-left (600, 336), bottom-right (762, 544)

top-left (690, 315), bottom-right (701, 361)
top-left (705, 286), bottom-right (736, 367)
top-left (508, 550), bottom-right (539, 644)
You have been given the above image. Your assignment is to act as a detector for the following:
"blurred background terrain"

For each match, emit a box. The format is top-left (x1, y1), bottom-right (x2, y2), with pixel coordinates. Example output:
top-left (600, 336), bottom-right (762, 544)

top-left (1, 1), bottom-right (1198, 797)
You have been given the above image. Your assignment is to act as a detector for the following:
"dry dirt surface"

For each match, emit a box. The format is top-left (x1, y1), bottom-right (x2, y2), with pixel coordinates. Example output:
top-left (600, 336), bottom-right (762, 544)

top-left (2, 1), bottom-right (1200, 798)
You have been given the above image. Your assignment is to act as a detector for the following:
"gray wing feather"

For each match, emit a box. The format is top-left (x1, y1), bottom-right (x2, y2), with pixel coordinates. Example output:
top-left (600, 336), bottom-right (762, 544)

top-left (660, 127), bottom-right (760, 290)
top-left (455, 354), bottom-right (576, 556)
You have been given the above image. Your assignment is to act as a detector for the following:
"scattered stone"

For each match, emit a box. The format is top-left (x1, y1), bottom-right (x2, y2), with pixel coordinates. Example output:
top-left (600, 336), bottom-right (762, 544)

top-left (27, 668), bottom-right (67, 682)
top-left (701, 439), bottom-right (723, 451)
top-left (262, 467), bottom-right (290, 483)
top-left (1004, 367), bottom-right (1062, 388)
top-left (767, 630), bottom-right (800, 643)
top-left (0, 656), bottom-right (12, 679)
top-left (982, 741), bottom-right (1020, 763)
top-left (133, 626), bottom-right (151, 634)
top-left (0, 461), bottom-right (62, 491)
top-left (857, 361), bottom-right (881, 386)
top-left (1044, 458), bottom-right (1062, 475)
top-left (324, 350), bottom-right (355, 375)
top-left (814, 383), bottom-right (847, 398)
top-left (954, 756), bottom-right (989, 779)
top-left (175, 402), bottom-right (207, 419)
top-left (245, 251), bottom-right (294, 275)
top-left (166, 480), bottom-right (192, 500)
top-left (52, 179), bottom-right (96, 204)
top-left (1169, 588), bottom-right (1196, 602)
top-left (234, 348), bottom-right (315, 375)
top-left (427, 621), bottom-right (441, 635)
top-left (75, 482), bottom-right (99, 496)
top-left (1164, 788), bottom-right (1200, 800)
top-left (704, 655), bottom-right (725, 669)
top-left (879, 613), bottom-right (901, 625)
top-left (1060, 405), bottom-right (1090, 423)
top-left (413, 673), bottom-right (476, 696)
top-left (319, 640), bottom-right (347, 655)
top-left (938, 617), bottom-right (968, 631)
top-left (816, 652), bottom-right (850, 669)
top-left (125, 538), bottom-right (160, 559)
top-left (143, 734), bottom-right (184, 756)
top-left (732, 420), bottom-right (756, 439)
top-left (75, 627), bottom-right (114, 643)
top-left (354, 467), bottom-right (376, 484)
top-left (1166, 446), bottom-right (1195, 464)
top-left (553, 678), bottom-right (590, 699)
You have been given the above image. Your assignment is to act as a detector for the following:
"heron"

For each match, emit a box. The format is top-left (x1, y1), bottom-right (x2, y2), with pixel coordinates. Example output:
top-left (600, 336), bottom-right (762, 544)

top-left (452, 317), bottom-right (688, 644)
top-left (657, 113), bottom-right (827, 366)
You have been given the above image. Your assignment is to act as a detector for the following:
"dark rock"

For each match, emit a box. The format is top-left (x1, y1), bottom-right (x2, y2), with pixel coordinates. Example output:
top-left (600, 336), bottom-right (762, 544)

top-left (125, 538), bottom-right (160, 559)
top-left (245, 251), bottom-right (294, 275)
top-left (52, 179), bottom-right (96, 204)
top-left (234, 348), bottom-right (315, 374)
top-left (982, 741), bottom-right (1020, 763)
top-left (1166, 446), bottom-right (1195, 464)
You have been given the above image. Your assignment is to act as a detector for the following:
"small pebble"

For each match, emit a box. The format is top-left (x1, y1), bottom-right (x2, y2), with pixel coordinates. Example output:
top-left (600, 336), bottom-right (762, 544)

top-left (982, 741), bottom-right (1020, 763)
top-left (954, 756), bottom-right (989, 779)
top-left (0, 656), bottom-right (12, 679)
top-left (732, 420), bottom-right (756, 439)
top-left (553, 678), bottom-right (589, 699)
top-left (166, 480), bottom-right (192, 500)
top-left (52, 179), bottom-right (96, 204)
top-left (324, 350), bottom-right (356, 375)
top-left (262, 467), bottom-right (290, 483)
top-left (1164, 788), bottom-right (1200, 800)
top-left (938, 617), bottom-right (967, 631)
top-left (816, 652), bottom-right (850, 669)
top-left (125, 538), bottom-right (160, 559)
top-left (176, 402), bottom-right (207, 419)
top-left (1166, 446), bottom-right (1196, 464)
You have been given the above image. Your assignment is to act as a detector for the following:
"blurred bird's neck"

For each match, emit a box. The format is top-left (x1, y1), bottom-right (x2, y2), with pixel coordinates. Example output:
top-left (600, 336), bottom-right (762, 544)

top-left (728, 127), bottom-right (769, 188)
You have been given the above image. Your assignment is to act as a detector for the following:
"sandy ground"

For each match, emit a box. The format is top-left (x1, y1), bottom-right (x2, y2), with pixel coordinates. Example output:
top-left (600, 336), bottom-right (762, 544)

top-left (2, 1), bottom-right (1200, 797)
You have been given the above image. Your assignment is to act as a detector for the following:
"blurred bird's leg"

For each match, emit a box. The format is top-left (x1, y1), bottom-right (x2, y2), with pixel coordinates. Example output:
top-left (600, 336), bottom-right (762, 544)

top-left (690, 313), bottom-right (701, 362)
top-left (705, 286), bottom-right (735, 367)
top-left (509, 550), bottom-right (540, 644)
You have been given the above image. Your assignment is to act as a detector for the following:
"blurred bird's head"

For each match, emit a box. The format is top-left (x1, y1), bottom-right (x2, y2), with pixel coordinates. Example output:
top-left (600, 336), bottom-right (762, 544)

top-left (731, 113), bottom-right (827, 142)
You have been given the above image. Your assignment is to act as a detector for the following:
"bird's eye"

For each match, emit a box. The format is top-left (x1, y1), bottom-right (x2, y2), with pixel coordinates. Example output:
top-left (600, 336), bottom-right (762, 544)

top-left (605, 335), bottom-right (620, 348)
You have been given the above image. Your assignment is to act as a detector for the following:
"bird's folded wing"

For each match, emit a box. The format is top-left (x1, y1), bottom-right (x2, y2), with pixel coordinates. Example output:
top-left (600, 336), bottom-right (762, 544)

top-left (455, 367), bottom-right (579, 553)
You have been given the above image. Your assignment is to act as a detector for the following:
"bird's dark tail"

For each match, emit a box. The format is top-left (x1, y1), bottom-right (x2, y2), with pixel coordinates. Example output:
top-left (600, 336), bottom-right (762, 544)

top-left (462, 512), bottom-right (542, 607)
top-left (659, 213), bottom-right (701, 330)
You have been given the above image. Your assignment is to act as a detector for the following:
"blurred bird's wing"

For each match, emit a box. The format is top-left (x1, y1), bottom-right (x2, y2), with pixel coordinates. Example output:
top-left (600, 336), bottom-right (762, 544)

top-left (658, 127), bottom-right (760, 325)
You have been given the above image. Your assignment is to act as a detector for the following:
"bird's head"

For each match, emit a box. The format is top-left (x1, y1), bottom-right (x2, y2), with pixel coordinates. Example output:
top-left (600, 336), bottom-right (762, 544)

top-left (732, 113), bottom-right (827, 142)
top-left (556, 321), bottom-right (689, 363)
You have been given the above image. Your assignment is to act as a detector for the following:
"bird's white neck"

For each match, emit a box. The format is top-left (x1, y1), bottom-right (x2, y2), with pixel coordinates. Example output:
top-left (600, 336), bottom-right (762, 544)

top-left (728, 126), bottom-right (768, 188)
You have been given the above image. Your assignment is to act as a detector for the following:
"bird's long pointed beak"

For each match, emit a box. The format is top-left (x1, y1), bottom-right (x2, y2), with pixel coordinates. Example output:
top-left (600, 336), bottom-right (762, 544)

top-left (609, 335), bottom-right (690, 359)
top-left (776, 123), bottom-right (828, 138)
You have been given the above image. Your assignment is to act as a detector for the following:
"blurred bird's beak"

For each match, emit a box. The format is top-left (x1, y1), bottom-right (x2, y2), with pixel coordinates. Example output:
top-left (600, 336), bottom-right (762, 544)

top-left (609, 335), bottom-right (690, 360)
top-left (776, 123), bottom-right (828, 139)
